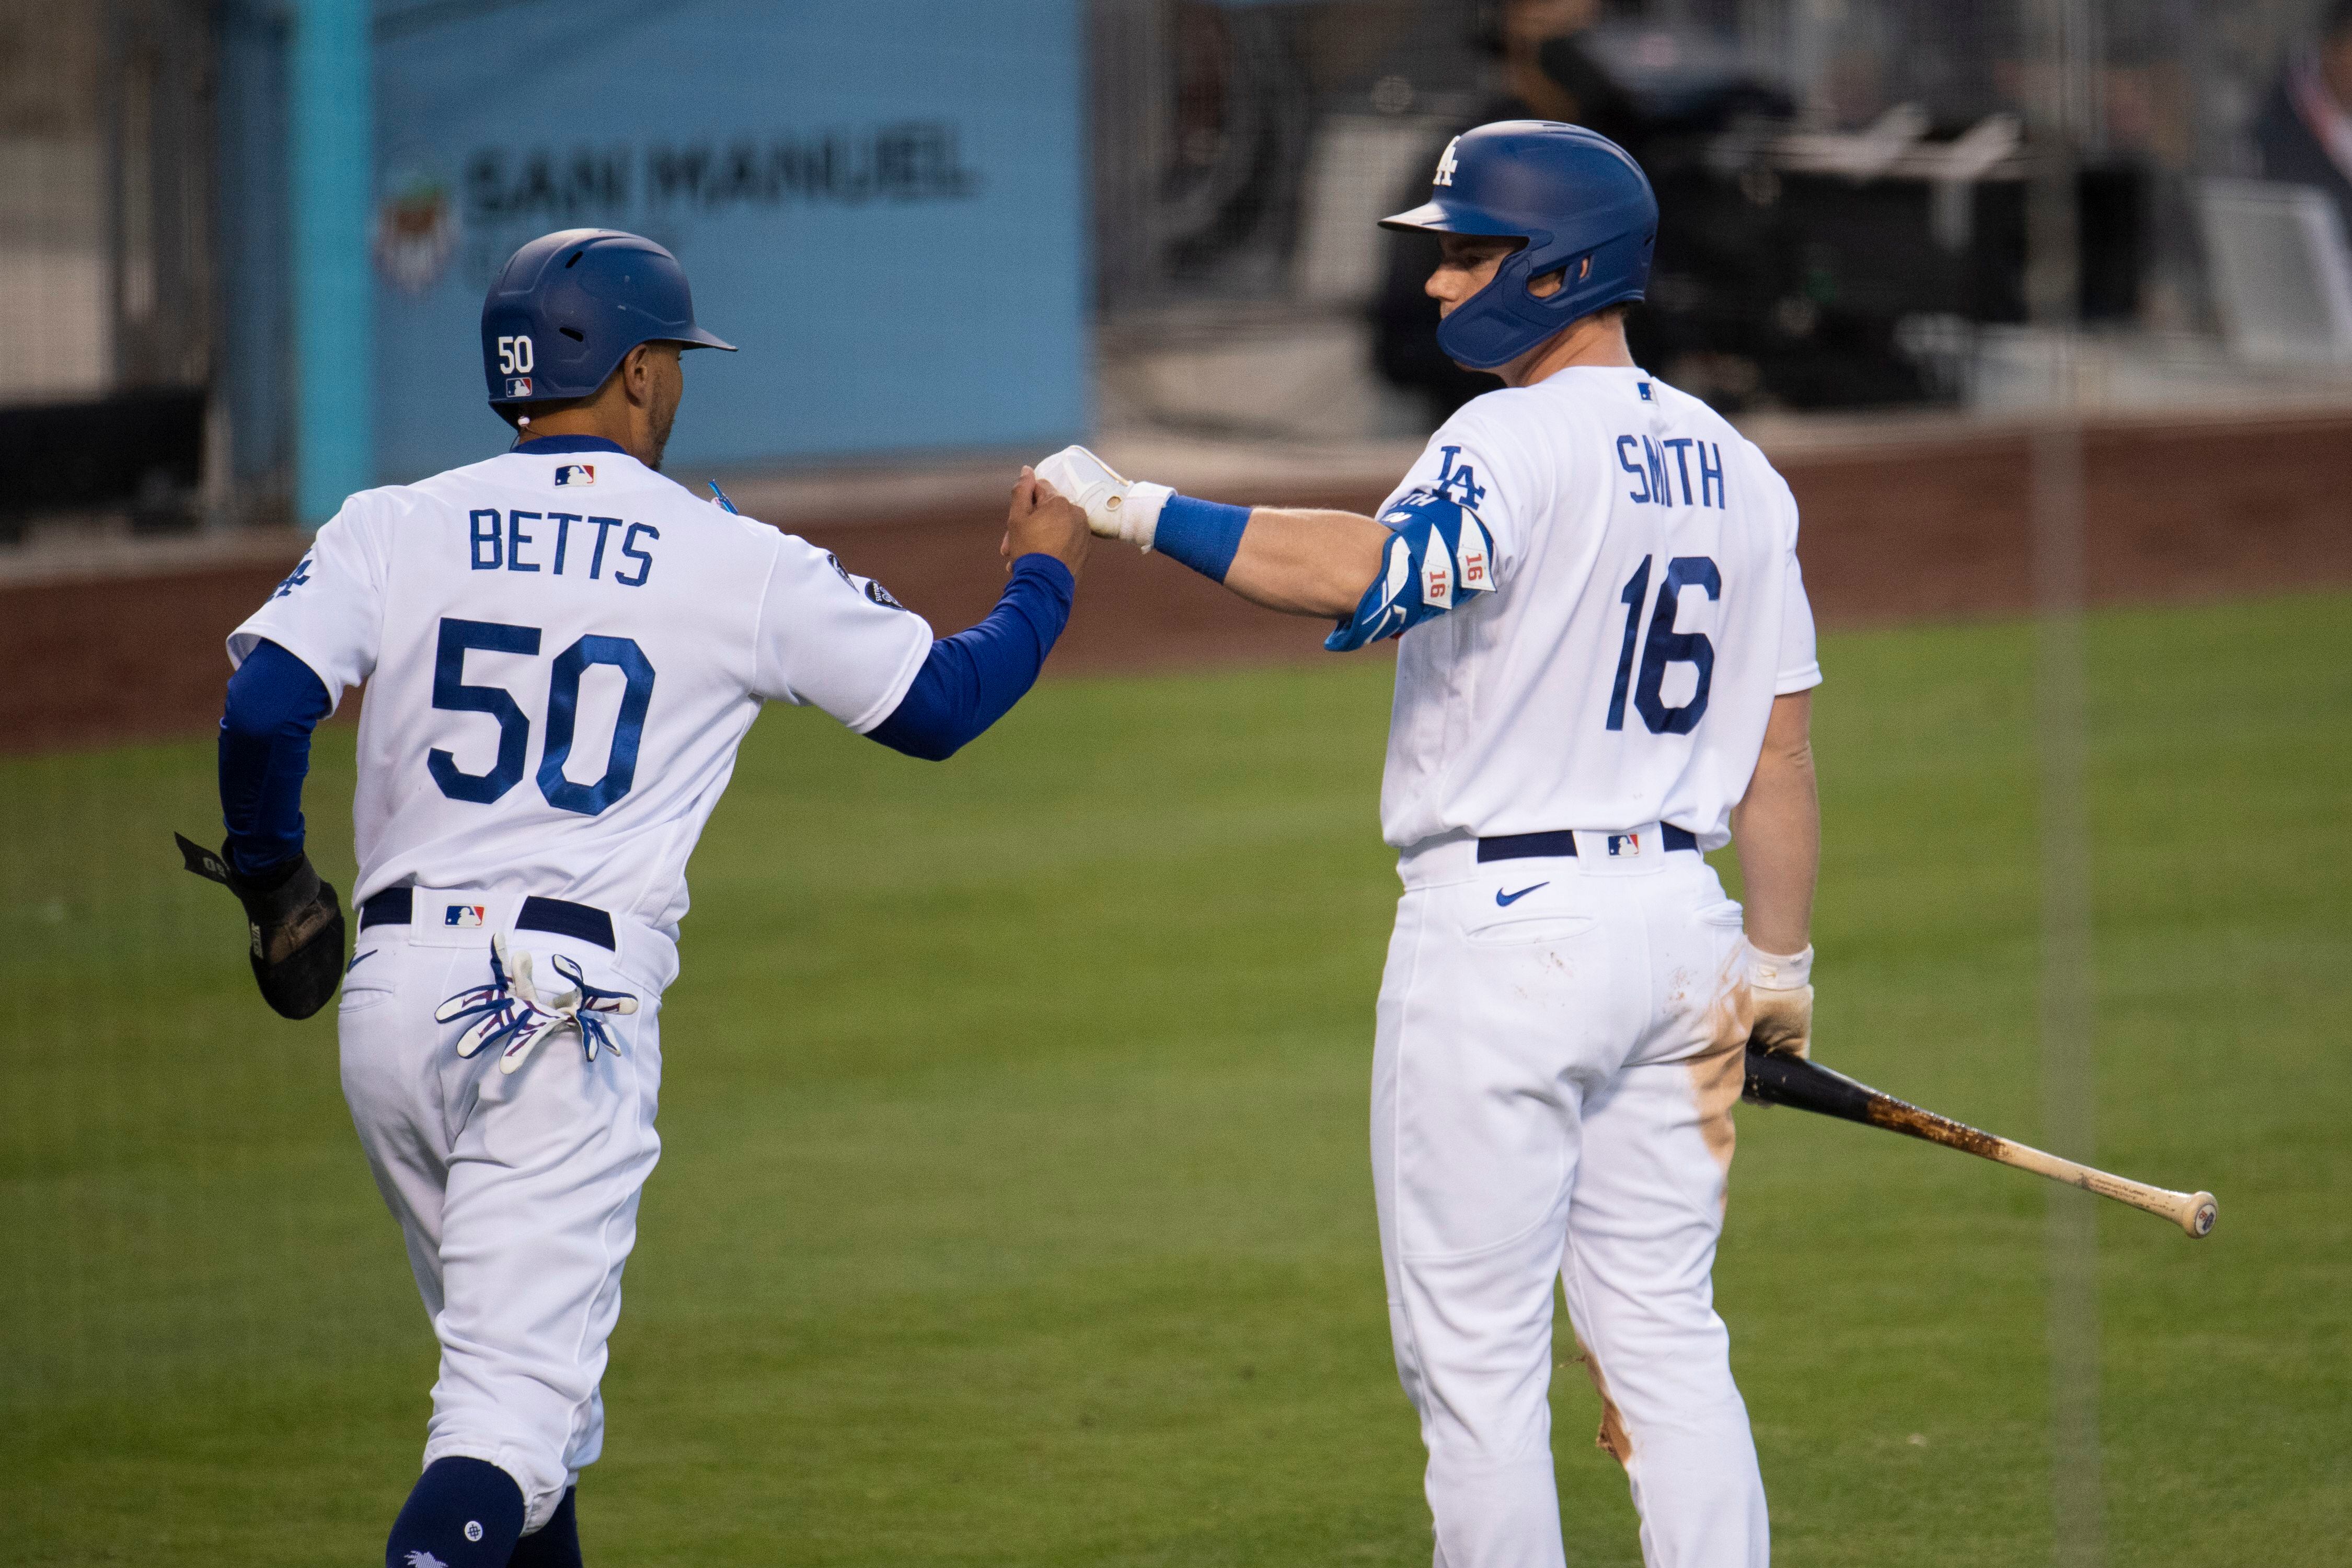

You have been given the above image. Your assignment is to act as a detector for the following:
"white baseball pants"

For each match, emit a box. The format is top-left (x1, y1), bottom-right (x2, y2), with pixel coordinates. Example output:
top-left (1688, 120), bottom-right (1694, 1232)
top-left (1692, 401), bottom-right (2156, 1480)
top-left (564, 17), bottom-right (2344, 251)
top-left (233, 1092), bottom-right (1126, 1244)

top-left (1375, 832), bottom-right (1768, 1568)
top-left (338, 890), bottom-right (676, 1534)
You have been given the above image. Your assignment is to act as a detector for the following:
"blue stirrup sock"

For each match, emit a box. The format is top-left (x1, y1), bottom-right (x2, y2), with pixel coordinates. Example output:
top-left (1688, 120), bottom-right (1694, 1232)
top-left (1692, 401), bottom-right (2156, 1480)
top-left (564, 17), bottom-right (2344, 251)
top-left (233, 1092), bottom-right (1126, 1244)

top-left (385, 1456), bottom-right (526, 1568)
top-left (1151, 494), bottom-right (1252, 582)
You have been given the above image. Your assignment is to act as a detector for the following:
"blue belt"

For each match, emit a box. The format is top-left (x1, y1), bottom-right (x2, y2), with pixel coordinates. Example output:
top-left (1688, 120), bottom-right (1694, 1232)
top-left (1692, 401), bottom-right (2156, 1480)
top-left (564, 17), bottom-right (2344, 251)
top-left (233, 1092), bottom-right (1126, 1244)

top-left (1477, 825), bottom-right (1700, 863)
top-left (357, 886), bottom-right (616, 951)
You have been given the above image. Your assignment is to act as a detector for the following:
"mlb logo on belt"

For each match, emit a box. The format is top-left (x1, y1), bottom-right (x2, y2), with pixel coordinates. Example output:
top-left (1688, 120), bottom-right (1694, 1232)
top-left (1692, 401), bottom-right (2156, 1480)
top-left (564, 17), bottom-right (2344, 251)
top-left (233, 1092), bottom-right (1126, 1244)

top-left (444, 904), bottom-right (486, 928)
top-left (505, 376), bottom-right (533, 397)
top-left (554, 463), bottom-right (595, 487)
top-left (1606, 832), bottom-right (1643, 858)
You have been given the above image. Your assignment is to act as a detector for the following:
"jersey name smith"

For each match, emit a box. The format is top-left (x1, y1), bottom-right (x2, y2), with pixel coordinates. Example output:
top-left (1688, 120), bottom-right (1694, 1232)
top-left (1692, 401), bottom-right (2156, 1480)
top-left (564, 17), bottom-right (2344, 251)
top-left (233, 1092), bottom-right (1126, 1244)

top-left (1371, 366), bottom-right (1820, 851)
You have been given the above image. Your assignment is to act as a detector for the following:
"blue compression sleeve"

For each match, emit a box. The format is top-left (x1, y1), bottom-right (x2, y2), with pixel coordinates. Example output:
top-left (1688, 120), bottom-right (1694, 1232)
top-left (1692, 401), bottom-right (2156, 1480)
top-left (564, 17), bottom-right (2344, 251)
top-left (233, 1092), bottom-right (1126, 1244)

top-left (867, 555), bottom-right (1076, 762)
top-left (1151, 494), bottom-right (1252, 582)
top-left (218, 640), bottom-right (330, 877)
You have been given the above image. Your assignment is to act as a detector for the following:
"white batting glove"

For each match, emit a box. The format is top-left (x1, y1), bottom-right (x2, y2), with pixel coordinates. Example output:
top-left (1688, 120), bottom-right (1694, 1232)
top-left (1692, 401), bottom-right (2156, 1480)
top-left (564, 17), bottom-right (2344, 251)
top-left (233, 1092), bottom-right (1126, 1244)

top-left (1746, 943), bottom-right (1814, 1059)
top-left (1034, 445), bottom-right (1172, 549)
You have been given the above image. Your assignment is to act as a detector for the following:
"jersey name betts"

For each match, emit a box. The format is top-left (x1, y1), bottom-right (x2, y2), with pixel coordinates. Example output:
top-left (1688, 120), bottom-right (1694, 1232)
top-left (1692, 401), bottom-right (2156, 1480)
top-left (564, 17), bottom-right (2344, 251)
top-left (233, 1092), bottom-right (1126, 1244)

top-left (232, 445), bottom-right (931, 933)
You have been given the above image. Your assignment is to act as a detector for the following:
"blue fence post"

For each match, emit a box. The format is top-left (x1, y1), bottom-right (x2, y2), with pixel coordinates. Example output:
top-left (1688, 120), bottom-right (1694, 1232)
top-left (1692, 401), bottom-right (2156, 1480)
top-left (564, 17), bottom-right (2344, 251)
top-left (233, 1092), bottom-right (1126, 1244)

top-left (290, 0), bottom-right (372, 527)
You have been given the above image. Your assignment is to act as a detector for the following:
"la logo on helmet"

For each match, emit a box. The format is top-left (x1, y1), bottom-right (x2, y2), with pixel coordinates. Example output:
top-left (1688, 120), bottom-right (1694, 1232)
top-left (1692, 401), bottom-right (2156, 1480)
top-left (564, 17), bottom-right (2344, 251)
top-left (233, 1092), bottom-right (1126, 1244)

top-left (1434, 137), bottom-right (1459, 188)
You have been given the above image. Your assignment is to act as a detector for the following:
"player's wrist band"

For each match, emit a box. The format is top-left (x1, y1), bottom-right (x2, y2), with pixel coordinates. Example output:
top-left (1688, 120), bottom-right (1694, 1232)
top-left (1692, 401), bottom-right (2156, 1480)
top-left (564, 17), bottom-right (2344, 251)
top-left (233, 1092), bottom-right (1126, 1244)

top-left (1749, 944), bottom-right (1814, 990)
top-left (1151, 494), bottom-right (1252, 582)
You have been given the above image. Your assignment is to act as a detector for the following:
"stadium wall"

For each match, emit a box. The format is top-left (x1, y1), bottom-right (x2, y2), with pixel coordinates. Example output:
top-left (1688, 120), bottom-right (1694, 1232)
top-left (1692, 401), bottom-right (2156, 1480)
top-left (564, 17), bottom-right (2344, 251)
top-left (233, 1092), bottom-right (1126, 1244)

top-left (6, 408), bottom-right (2350, 753)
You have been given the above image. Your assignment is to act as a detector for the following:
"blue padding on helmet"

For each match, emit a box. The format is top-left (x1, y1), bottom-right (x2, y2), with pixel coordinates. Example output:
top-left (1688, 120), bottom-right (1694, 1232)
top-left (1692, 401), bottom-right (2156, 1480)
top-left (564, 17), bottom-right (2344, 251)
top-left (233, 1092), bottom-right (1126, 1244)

top-left (1326, 491), bottom-right (1498, 652)
top-left (1381, 121), bottom-right (1657, 371)
top-left (481, 229), bottom-right (735, 405)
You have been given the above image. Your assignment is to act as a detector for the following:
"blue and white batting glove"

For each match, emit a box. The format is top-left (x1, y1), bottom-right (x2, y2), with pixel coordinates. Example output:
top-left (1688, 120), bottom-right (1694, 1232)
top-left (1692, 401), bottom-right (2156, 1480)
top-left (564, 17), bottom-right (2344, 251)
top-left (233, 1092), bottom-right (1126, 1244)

top-left (546, 952), bottom-right (640, 1064)
top-left (1034, 445), bottom-right (1173, 549)
top-left (436, 932), bottom-right (639, 1075)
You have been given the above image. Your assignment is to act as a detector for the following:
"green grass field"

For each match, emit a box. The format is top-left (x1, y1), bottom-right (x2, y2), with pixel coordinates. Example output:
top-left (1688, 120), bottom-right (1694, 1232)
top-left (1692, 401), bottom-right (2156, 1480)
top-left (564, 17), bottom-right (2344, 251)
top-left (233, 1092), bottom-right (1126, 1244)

top-left (4, 592), bottom-right (2348, 1565)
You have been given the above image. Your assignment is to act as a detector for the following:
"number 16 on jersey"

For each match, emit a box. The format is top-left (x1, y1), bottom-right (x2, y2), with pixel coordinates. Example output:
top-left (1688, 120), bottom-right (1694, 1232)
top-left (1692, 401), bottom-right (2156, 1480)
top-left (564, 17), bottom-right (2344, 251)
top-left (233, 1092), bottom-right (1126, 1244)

top-left (1606, 555), bottom-right (1719, 736)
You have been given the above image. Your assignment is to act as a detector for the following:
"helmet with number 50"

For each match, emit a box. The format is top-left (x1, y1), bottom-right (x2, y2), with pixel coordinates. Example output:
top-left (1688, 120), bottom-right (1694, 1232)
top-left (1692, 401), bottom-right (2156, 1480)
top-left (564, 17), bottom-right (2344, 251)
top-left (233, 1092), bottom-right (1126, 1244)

top-left (1380, 121), bottom-right (1657, 372)
top-left (480, 229), bottom-right (735, 408)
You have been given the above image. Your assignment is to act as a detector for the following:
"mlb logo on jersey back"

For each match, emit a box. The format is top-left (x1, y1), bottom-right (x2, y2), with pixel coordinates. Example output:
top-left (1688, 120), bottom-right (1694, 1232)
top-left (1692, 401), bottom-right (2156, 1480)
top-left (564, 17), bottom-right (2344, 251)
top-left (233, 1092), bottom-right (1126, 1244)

top-left (1606, 832), bottom-right (1643, 858)
top-left (555, 464), bottom-right (595, 487)
top-left (444, 904), bottom-right (486, 928)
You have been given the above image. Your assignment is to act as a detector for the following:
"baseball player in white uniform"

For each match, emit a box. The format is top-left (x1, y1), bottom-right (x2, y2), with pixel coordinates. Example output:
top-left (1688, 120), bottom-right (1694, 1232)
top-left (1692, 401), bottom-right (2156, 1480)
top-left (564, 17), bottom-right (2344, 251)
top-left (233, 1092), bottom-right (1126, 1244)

top-left (1036, 123), bottom-right (1821, 1566)
top-left (185, 229), bottom-right (1091, 1567)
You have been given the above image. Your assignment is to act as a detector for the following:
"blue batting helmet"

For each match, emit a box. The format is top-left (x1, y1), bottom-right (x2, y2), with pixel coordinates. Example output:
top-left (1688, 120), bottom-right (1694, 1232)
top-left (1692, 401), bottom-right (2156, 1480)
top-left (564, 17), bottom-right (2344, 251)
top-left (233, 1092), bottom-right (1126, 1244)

top-left (480, 229), bottom-right (735, 406)
top-left (1380, 121), bottom-right (1657, 371)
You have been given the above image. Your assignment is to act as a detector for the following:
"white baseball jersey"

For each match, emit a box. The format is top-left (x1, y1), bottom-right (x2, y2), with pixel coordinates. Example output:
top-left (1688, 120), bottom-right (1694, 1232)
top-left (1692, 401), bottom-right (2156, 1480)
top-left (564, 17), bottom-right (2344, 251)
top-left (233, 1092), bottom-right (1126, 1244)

top-left (1374, 365), bottom-right (1819, 850)
top-left (230, 442), bottom-right (932, 933)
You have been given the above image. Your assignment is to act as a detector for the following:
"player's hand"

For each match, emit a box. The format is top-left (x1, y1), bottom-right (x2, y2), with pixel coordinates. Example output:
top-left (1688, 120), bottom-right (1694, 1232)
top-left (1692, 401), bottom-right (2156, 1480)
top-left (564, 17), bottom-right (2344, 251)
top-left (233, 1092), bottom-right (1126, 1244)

top-left (1002, 465), bottom-right (1091, 579)
top-left (176, 834), bottom-right (346, 1020)
top-left (1033, 445), bottom-right (1172, 547)
top-left (1746, 945), bottom-right (1814, 1059)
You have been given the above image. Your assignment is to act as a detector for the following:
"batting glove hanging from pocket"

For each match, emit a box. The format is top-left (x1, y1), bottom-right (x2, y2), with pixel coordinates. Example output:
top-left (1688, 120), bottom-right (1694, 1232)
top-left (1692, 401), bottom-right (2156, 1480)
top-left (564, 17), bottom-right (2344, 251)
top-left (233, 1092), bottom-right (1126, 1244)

top-left (436, 932), bottom-right (640, 1075)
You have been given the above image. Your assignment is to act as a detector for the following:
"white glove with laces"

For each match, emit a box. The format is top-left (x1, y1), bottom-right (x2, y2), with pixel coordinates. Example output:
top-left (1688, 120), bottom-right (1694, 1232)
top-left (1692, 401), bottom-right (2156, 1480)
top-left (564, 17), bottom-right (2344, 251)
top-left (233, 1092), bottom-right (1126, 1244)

top-left (1033, 445), bottom-right (1173, 549)
top-left (1745, 942), bottom-right (1814, 1059)
top-left (435, 931), bottom-right (641, 1076)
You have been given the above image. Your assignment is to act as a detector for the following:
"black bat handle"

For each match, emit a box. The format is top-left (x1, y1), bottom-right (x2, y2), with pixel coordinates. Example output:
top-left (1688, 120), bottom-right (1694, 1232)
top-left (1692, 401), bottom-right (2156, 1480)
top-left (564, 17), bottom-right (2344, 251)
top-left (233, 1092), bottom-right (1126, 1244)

top-left (1741, 1044), bottom-right (1888, 1124)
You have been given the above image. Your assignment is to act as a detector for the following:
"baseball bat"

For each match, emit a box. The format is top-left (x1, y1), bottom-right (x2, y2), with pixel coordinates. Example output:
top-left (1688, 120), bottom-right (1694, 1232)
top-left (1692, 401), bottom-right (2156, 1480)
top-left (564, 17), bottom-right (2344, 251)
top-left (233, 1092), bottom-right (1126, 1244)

top-left (1742, 1045), bottom-right (2217, 1238)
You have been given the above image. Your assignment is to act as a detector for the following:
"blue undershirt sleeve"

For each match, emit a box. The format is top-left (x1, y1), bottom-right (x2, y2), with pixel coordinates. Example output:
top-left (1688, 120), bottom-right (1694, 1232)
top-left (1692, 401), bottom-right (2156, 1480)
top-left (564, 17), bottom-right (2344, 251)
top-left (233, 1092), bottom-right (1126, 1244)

top-left (218, 640), bottom-right (331, 877)
top-left (866, 554), bottom-right (1076, 762)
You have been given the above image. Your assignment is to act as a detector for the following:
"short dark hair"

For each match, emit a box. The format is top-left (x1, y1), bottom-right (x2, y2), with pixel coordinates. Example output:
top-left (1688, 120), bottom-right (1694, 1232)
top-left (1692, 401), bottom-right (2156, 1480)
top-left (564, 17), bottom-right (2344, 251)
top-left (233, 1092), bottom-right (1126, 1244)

top-left (2328, 0), bottom-right (2352, 42)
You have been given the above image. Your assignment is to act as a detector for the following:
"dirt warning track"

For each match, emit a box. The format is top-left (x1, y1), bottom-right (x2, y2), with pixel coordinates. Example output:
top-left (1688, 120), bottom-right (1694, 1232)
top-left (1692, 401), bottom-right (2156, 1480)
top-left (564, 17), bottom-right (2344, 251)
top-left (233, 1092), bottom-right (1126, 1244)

top-left (5, 409), bottom-right (2348, 753)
